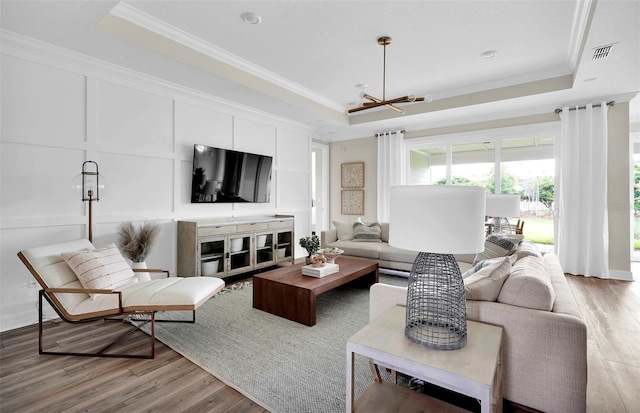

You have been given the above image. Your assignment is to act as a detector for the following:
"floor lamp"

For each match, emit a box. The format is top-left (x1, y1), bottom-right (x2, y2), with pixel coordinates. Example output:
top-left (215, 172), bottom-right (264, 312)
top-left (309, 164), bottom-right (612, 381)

top-left (486, 194), bottom-right (520, 235)
top-left (389, 185), bottom-right (485, 350)
top-left (72, 161), bottom-right (103, 243)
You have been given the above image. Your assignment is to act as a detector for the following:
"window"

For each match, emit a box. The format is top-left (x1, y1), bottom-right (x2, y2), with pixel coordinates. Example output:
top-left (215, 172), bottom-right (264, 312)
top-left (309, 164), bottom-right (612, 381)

top-left (409, 147), bottom-right (446, 184)
top-left (451, 142), bottom-right (494, 189)
top-left (406, 127), bottom-right (557, 246)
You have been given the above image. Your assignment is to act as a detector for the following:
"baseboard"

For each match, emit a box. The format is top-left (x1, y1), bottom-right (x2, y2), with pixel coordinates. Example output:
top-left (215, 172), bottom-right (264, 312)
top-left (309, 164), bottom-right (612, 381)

top-left (607, 269), bottom-right (634, 281)
top-left (0, 302), bottom-right (37, 332)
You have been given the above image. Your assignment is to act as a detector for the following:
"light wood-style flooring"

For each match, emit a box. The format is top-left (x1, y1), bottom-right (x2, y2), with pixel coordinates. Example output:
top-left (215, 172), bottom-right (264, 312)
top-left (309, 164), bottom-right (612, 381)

top-left (1, 268), bottom-right (639, 413)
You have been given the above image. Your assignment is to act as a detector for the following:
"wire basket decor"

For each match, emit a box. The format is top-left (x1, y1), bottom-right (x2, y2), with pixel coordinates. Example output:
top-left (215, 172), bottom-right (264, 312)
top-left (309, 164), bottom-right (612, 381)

top-left (405, 252), bottom-right (467, 350)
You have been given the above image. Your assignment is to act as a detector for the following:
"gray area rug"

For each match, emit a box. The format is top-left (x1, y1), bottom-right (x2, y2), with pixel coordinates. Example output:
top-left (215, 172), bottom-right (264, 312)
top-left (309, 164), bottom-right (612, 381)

top-left (147, 274), bottom-right (408, 413)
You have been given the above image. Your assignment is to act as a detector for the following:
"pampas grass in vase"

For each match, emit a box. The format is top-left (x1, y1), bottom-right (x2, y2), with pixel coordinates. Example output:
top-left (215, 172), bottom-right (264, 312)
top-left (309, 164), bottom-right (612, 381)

top-left (118, 221), bottom-right (160, 281)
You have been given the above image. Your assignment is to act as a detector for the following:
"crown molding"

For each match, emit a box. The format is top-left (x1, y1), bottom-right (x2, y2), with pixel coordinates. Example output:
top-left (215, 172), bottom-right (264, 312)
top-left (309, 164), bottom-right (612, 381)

top-left (568, 0), bottom-right (597, 79)
top-left (0, 29), bottom-right (312, 133)
top-left (105, 2), bottom-right (344, 113)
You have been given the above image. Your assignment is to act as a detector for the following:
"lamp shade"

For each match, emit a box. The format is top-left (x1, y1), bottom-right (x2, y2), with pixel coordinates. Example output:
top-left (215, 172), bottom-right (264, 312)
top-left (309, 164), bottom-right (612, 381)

top-left (486, 194), bottom-right (520, 218)
top-left (389, 185), bottom-right (486, 254)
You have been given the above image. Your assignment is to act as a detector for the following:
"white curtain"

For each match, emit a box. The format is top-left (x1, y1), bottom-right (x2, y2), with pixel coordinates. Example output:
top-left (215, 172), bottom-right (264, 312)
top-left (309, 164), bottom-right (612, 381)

top-left (556, 102), bottom-right (609, 278)
top-left (377, 130), bottom-right (404, 222)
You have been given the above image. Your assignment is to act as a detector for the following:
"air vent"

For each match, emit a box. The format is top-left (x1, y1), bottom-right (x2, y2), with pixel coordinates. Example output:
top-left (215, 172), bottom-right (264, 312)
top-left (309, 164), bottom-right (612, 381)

top-left (591, 43), bottom-right (617, 61)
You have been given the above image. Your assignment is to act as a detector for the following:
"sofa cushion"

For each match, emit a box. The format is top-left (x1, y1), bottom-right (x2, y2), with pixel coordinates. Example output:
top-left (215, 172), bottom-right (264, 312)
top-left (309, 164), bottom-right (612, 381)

top-left (333, 220), bottom-right (355, 240)
top-left (498, 256), bottom-right (555, 311)
top-left (378, 246), bottom-right (419, 264)
top-left (353, 221), bottom-right (382, 242)
top-left (514, 240), bottom-right (543, 260)
top-left (325, 240), bottom-right (385, 259)
top-left (61, 243), bottom-right (138, 299)
top-left (463, 255), bottom-right (514, 301)
top-left (474, 233), bottom-right (523, 264)
top-left (380, 222), bottom-right (390, 242)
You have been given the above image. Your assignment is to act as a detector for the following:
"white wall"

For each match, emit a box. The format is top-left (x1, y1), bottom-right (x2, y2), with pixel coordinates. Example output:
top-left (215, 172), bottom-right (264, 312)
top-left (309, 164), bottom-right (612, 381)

top-left (0, 34), bottom-right (312, 332)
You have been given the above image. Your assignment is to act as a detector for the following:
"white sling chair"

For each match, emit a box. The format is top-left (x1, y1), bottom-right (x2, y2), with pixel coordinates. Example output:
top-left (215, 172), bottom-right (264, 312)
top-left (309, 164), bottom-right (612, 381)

top-left (18, 239), bottom-right (225, 359)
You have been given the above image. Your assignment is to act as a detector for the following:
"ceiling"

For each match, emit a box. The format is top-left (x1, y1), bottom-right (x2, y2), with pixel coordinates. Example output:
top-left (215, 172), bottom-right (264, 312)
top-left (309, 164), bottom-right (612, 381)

top-left (1, 1), bottom-right (638, 141)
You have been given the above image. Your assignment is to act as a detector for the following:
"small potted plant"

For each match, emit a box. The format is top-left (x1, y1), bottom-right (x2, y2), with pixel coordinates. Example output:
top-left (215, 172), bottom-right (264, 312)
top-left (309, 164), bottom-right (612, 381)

top-left (299, 235), bottom-right (320, 264)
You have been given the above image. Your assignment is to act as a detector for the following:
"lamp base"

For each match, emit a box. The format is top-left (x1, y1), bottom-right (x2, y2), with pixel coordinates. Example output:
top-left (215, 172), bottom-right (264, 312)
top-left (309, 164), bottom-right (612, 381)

top-left (405, 252), bottom-right (467, 350)
top-left (491, 216), bottom-right (513, 234)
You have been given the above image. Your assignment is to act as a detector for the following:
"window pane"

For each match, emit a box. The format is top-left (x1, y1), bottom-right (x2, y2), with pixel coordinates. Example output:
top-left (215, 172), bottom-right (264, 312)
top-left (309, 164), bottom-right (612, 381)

top-left (501, 136), bottom-right (555, 245)
top-left (451, 142), bottom-right (494, 189)
top-left (409, 147), bottom-right (446, 184)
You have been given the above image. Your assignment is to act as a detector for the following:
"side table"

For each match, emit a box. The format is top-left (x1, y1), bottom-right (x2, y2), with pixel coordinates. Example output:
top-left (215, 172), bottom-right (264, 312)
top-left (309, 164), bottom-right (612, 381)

top-left (346, 305), bottom-right (503, 413)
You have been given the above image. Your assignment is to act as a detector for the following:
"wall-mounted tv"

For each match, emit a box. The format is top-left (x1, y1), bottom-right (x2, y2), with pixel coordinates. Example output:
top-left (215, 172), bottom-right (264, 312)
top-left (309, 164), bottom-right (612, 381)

top-left (191, 144), bottom-right (273, 203)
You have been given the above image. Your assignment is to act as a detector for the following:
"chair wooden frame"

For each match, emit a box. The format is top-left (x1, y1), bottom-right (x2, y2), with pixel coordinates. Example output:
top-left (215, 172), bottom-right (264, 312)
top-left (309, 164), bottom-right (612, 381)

top-left (18, 252), bottom-right (201, 359)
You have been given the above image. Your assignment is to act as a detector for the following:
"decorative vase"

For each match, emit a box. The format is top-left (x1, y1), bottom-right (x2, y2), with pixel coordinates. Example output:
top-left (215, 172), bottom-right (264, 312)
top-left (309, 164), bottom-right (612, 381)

top-left (131, 261), bottom-right (151, 282)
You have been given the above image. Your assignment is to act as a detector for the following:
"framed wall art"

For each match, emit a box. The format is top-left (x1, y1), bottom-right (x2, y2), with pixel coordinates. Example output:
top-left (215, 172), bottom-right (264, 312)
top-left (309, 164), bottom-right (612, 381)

top-left (341, 162), bottom-right (365, 188)
top-left (341, 189), bottom-right (364, 215)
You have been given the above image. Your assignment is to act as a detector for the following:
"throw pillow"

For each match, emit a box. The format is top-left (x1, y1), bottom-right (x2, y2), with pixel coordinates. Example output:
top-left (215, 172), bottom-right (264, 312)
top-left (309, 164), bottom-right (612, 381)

top-left (62, 243), bottom-right (138, 299)
top-left (473, 233), bottom-right (523, 265)
top-left (333, 220), bottom-right (355, 241)
top-left (353, 221), bottom-right (382, 242)
top-left (463, 255), bottom-right (514, 301)
top-left (513, 240), bottom-right (543, 260)
top-left (497, 256), bottom-right (555, 311)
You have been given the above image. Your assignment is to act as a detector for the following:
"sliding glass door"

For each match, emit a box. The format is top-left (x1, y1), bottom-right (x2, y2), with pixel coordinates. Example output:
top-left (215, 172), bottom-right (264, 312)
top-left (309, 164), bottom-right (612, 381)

top-left (405, 126), bottom-right (557, 247)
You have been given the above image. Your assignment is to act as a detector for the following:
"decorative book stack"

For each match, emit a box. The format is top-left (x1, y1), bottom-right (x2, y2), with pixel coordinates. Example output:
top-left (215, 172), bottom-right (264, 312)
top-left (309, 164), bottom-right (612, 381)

top-left (301, 263), bottom-right (339, 278)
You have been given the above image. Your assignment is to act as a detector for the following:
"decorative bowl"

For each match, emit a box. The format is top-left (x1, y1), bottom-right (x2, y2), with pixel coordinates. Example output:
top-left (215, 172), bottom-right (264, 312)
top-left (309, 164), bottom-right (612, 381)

top-left (321, 248), bottom-right (344, 264)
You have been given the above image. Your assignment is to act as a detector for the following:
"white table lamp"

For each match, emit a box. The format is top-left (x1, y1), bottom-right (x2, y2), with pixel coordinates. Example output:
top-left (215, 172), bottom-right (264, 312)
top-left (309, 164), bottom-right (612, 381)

top-left (486, 194), bottom-right (520, 234)
top-left (389, 185), bottom-right (486, 350)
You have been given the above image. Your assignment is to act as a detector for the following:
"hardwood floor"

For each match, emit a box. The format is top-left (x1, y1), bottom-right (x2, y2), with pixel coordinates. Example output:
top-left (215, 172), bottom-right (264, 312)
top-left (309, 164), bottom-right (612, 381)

top-left (1, 268), bottom-right (639, 413)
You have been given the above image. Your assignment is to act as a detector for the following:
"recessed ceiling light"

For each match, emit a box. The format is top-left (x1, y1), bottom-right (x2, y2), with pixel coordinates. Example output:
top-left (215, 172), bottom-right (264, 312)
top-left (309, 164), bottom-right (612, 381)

top-left (481, 50), bottom-right (497, 59)
top-left (241, 12), bottom-right (262, 25)
top-left (355, 83), bottom-right (368, 89)
top-left (584, 77), bottom-right (598, 82)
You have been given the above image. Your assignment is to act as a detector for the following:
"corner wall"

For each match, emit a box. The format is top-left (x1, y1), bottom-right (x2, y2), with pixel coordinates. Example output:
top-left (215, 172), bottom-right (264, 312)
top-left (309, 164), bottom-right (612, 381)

top-left (0, 33), bottom-right (312, 332)
top-left (329, 137), bottom-right (378, 223)
top-left (607, 102), bottom-right (632, 278)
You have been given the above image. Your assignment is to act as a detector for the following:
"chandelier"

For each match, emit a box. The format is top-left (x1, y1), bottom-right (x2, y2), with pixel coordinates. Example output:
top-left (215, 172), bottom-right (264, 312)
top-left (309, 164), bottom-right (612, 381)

top-left (348, 37), bottom-right (430, 115)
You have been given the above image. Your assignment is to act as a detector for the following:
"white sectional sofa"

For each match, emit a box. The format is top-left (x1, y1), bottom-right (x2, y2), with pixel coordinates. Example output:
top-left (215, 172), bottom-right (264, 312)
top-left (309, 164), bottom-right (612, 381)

top-left (321, 222), bottom-right (421, 272)
top-left (323, 221), bottom-right (587, 413)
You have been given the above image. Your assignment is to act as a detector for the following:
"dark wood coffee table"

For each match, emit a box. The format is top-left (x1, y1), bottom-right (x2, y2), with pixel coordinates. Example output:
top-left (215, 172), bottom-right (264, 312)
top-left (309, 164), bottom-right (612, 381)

top-left (253, 257), bottom-right (379, 326)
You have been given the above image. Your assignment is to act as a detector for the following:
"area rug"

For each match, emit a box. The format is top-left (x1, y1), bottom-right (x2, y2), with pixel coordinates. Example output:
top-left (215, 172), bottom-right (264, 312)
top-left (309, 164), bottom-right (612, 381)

top-left (147, 275), bottom-right (408, 413)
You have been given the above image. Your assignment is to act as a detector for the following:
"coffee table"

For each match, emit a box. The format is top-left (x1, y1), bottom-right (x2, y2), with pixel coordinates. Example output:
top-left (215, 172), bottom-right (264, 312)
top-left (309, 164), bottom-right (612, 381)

top-left (253, 257), bottom-right (379, 326)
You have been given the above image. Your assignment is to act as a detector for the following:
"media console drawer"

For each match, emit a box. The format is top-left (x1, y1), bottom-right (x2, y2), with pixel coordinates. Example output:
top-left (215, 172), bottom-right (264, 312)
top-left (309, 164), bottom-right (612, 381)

top-left (237, 223), bottom-right (269, 232)
top-left (198, 225), bottom-right (237, 237)
top-left (269, 219), bottom-right (294, 229)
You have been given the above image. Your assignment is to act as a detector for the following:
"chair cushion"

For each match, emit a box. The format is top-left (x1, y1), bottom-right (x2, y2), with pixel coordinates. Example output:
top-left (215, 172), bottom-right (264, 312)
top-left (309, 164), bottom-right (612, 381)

top-left (70, 277), bottom-right (226, 315)
top-left (62, 243), bottom-right (138, 299)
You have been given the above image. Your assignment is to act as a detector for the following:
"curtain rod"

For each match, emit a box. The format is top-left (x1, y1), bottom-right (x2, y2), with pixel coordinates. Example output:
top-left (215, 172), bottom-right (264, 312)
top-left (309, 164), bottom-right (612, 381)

top-left (375, 129), bottom-right (406, 137)
top-left (554, 101), bottom-right (615, 114)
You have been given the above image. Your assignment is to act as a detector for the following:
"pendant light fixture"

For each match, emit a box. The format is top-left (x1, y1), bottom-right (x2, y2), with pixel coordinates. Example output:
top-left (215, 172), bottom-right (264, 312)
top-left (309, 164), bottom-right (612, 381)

top-left (348, 37), bottom-right (430, 115)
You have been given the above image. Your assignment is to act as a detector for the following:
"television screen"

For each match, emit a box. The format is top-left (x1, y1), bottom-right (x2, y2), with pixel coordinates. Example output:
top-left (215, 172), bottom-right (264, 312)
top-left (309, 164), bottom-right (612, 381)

top-left (191, 144), bottom-right (273, 203)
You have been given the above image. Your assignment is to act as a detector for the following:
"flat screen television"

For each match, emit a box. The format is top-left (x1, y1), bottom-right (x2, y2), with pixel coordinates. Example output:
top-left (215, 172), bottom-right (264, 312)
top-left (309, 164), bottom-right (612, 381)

top-left (191, 144), bottom-right (273, 203)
